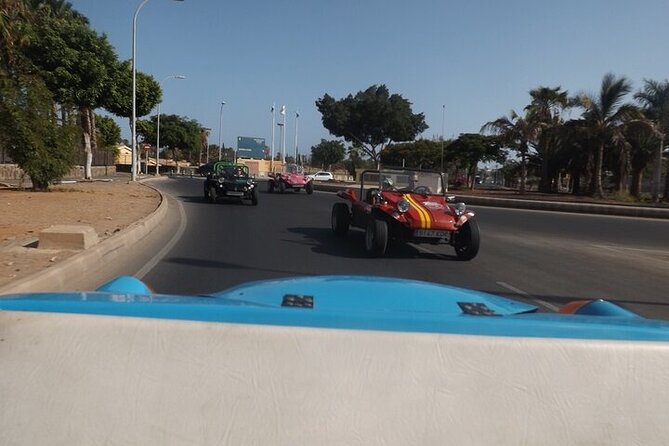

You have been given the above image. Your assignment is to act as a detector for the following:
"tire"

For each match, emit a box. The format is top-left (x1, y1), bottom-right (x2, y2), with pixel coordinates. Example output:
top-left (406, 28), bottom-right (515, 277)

top-left (268, 180), bottom-right (274, 193)
top-left (278, 181), bottom-right (285, 193)
top-left (365, 218), bottom-right (388, 257)
top-left (453, 218), bottom-right (480, 261)
top-left (251, 187), bottom-right (259, 206)
top-left (208, 185), bottom-right (217, 204)
top-left (305, 181), bottom-right (314, 195)
top-left (331, 203), bottom-right (350, 236)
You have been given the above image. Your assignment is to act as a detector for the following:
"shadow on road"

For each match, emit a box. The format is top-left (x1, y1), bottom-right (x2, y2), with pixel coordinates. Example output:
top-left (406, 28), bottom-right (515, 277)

top-left (164, 256), bottom-right (313, 277)
top-left (286, 226), bottom-right (461, 261)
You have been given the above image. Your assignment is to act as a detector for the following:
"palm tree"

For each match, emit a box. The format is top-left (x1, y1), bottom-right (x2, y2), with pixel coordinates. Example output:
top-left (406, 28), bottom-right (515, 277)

top-left (634, 79), bottom-right (669, 202)
top-left (624, 120), bottom-right (661, 198)
top-left (525, 86), bottom-right (571, 192)
top-left (482, 111), bottom-right (537, 193)
top-left (577, 73), bottom-right (635, 197)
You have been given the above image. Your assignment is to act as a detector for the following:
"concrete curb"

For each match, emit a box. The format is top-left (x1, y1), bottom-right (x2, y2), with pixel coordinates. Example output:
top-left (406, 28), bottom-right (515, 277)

top-left (0, 180), bottom-right (168, 294)
top-left (312, 183), bottom-right (669, 219)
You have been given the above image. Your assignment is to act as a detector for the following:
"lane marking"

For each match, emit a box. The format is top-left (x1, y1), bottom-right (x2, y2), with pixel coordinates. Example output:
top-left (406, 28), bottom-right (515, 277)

top-left (136, 195), bottom-right (188, 279)
top-left (496, 281), bottom-right (560, 312)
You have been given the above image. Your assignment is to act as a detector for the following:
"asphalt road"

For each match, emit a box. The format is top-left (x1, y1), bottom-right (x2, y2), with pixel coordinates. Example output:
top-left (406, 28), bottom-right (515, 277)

top-left (143, 177), bottom-right (669, 320)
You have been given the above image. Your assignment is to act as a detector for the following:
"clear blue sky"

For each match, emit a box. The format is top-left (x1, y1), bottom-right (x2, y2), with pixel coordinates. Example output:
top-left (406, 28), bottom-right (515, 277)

top-left (70, 0), bottom-right (669, 156)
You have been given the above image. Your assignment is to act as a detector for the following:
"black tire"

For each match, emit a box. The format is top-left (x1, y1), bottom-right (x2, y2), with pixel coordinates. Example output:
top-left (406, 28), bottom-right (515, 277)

top-left (251, 187), bottom-right (259, 206)
top-left (453, 218), bottom-right (480, 261)
top-left (278, 181), bottom-right (285, 193)
top-left (268, 180), bottom-right (274, 193)
top-left (365, 218), bottom-right (388, 257)
top-left (207, 185), bottom-right (217, 204)
top-left (305, 181), bottom-right (314, 195)
top-left (331, 203), bottom-right (350, 236)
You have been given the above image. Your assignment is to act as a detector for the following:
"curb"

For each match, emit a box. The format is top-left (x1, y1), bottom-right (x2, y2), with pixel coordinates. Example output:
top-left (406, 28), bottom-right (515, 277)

top-left (312, 183), bottom-right (669, 220)
top-left (0, 180), bottom-right (168, 294)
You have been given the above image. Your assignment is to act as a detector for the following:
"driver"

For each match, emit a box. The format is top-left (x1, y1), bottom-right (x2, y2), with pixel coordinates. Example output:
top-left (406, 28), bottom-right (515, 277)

top-left (382, 177), bottom-right (395, 191)
top-left (407, 172), bottom-right (419, 191)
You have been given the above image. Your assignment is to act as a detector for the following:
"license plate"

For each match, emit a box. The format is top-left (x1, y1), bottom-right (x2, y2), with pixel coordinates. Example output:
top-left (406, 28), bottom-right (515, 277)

top-left (414, 229), bottom-right (449, 238)
top-left (225, 191), bottom-right (244, 197)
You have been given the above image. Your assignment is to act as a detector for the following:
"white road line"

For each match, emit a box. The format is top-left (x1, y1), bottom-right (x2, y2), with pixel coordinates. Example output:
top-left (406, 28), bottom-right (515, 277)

top-left (496, 281), bottom-right (560, 312)
top-left (136, 196), bottom-right (188, 279)
top-left (590, 244), bottom-right (669, 254)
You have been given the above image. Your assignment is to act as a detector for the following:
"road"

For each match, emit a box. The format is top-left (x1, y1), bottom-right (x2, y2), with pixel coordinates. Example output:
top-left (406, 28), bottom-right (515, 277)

top-left (142, 177), bottom-right (669, 320)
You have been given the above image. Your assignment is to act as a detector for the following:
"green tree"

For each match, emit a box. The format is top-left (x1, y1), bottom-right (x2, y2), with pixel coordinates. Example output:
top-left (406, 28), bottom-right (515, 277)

top-left (310, 139), bottom-right (345, 169)
top-left (634, 79), bottom-right (669, 202)
top-left (0, 74), bottom-right (79, 190)
top-left (315, 85), bottom-right (428, 166)
top-left (96, 114), bottom-right (120, 172)
top-left (482, 110), bottom-right (537, 193)
top-left (104, 59), bottom-right (162, 135)
top-left (624, 119), bottom-right (661, 198)
top-left (446, 134), bottom-right (505, 189)
top-left (23, 0), bottom-right (118, 179)
top-left (380, 139), bottom-right (444, 169)
top-left (576, 73), bottom-right (636, 197)
top-left (137, 114), bottom-right (201, 162)
top-left (525, 86), bottom-right (571, 192)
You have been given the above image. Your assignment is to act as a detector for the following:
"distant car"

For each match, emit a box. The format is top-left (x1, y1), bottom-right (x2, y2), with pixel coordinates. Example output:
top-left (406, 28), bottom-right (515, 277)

top-left (203, 161), bottom-right (258, 205)
top-left (307, 171), bottom-right (334, 182)
top-left (268, 164), bottom-right (314, 194)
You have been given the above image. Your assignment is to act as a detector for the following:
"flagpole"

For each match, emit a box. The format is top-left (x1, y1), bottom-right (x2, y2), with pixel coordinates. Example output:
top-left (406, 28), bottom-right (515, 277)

top-left (270, 103), bottom-right (275, 173)
top-left (281, 105), bottom-right (286, 164)
top-left (294, 109), bottom-right (299, 163)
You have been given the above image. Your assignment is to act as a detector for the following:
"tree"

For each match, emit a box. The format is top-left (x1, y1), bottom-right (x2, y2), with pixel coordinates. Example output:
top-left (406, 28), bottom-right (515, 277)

top-left (635, 79), bottom-right (669, 202)
top-left (96, 114), bottom-right (120, 173)
top-left (446, 134), bottom-right (505, 189)
top-left (315, 85), bottom-right (428, 166)
top-left (525, 86), bottom-right (571, 192)
top-left (310, 139), bottom-right (345, 169)
top-left (104, 59), bottom-right (162, 135)
top-left (0, 74), bottom-right (79, 190)
top-left (380, 139), bottom-right (445, 170)
top-left (577, 73), bottom-right (636, 197)
top-left (482, 110), bottom-right (537, 193)
top-left (23, 1), bottom-right (118, 179)
top-left (624, 119), bottom-right (661, 198)
top-left (137, 114), bottom-right (202, 162)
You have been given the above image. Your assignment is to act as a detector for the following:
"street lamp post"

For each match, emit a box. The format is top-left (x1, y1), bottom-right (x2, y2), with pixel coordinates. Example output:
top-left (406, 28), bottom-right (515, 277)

top-left (156, 74), bottom-right (186, 176)
top-left (131, 0), bottom-right (184, 181)
top-left (218, 101), bottom-right (225, 161)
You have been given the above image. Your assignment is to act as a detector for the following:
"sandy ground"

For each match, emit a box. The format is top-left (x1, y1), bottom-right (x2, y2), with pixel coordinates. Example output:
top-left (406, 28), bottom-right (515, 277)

top-left (0, 180), bottom-right (161, 290)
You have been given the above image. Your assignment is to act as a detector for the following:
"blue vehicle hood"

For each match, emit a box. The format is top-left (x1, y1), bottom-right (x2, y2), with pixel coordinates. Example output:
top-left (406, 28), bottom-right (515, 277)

top-left (2, 275), bottom-right (669, 341)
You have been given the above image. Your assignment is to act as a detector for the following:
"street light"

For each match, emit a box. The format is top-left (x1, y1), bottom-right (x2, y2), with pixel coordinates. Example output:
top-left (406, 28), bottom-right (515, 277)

top-left (219, 101), bottom-right (225, 161)
top-left (156, 74), bottom-right (186, 176)
top-left (131, 0), bottom-right (184, 181)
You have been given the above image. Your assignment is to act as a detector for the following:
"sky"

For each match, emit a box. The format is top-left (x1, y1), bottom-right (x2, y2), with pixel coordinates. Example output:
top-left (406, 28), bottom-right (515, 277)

top-left (69, 0), bottom-right (669, 157)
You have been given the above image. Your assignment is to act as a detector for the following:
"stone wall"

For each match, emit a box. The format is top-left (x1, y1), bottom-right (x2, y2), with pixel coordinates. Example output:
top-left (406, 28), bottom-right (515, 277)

top-left (0, 164), bottom-right (116, 182)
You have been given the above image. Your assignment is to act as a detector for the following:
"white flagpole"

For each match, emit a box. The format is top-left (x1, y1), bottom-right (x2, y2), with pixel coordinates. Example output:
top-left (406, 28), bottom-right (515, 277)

top-left (280, 105), bottom-right (286, 164)
top-left (271, 103), bottom-right (275, 172)
top-left (294, 110), bottom-right (299, 163)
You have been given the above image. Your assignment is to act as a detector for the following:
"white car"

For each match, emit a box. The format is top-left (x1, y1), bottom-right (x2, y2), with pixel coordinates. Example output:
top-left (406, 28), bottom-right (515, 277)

top-left (307, 171), bottom-right (334, 181)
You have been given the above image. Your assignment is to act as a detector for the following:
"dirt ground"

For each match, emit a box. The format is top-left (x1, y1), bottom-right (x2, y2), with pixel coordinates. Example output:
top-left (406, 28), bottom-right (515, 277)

top-left (0, 180), bottom-right (161, 290)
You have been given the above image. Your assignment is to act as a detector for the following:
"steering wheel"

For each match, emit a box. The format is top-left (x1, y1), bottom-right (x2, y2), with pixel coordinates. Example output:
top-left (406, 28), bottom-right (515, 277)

top-left (412, 186), bottom-right (432, 195)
